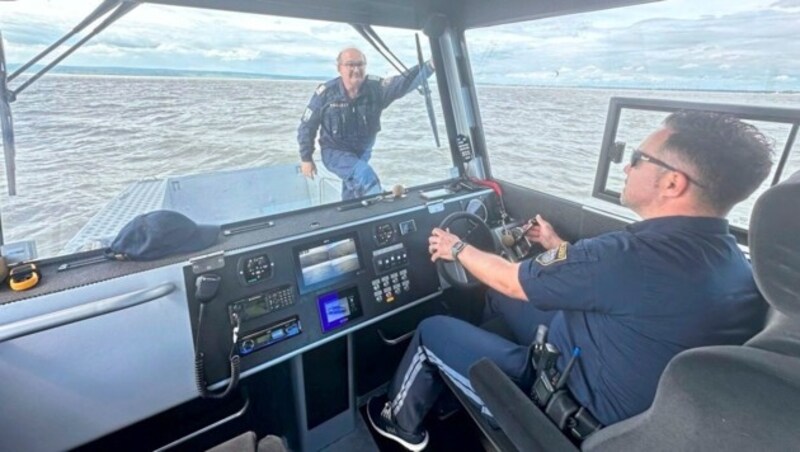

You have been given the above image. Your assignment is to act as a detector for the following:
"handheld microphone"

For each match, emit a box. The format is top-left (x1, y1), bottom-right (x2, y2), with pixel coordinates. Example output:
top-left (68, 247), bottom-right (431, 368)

top-left (195, 273), bottom-right (221, 304)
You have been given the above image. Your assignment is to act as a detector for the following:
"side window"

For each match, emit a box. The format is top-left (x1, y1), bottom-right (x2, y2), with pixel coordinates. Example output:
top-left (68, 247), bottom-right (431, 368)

top-left (593, 99), bottom-right (800, 233)
top-left (778, 140), bottom-right (800, 183)
top-left (475, 86), bottom-right (612, 210)
top-left (467, 1), bottom-right (798, 232)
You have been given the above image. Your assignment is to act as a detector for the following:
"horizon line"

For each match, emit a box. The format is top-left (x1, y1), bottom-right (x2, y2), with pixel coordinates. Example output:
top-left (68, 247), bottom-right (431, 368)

top-left (6, 63), bottom-right (798, 94)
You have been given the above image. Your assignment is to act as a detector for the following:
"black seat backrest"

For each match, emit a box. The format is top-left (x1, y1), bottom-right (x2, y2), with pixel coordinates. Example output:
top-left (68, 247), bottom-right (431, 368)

top-left (582, 170), bottom-right (800, 451)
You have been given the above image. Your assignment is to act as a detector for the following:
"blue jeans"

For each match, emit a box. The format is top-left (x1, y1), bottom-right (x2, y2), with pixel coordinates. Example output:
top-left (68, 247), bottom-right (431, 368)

top-left (321, 147), bottom-right (382, 201)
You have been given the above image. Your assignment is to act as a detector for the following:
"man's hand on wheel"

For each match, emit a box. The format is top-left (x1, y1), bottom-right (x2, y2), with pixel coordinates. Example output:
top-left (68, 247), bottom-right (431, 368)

top-left (429, 227), bottom-right (459, 262)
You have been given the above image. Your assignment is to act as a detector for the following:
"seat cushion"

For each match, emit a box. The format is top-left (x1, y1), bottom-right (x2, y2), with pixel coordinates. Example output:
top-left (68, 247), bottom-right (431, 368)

top-left (749, 170), bottom-right (800, 319)
top-left (583, 346), bottom-right (800, 451)
top-left (206, 431), bottom-right (257, 452)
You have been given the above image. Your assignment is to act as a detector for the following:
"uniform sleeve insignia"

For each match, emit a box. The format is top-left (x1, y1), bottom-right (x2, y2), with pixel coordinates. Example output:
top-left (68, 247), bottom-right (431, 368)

top-left (315, 84), bottom-right (326, 95)
top-left (367, 74), bottom-right (381, 82)
top-left (301, 107), bottom-right (313, 122)
top-left (380, 77), bottom-right (391, 87)
top-left (535, 241), bottom-right (569, 266)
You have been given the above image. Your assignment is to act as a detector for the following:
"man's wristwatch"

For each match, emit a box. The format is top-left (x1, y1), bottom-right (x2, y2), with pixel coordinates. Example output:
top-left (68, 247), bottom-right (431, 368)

top-left (451, 240), bottom-right (467, 262)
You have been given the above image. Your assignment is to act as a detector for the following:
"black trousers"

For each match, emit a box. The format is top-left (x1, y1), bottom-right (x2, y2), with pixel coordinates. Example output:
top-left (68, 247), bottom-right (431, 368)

top-left (386, 289), bottom-right (557, 432)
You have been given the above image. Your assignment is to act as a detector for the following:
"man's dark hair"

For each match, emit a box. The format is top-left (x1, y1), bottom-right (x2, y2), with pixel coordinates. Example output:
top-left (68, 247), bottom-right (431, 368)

top-left (662, 111), bottom-right (774, 215)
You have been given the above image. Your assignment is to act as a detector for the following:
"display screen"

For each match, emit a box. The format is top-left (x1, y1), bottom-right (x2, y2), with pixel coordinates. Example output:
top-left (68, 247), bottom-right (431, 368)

top-left (297, 235), bottom-right (361, 292)
top-left (244, 295), bottom-right (268, 319)
top-left (317, 286), bottom-right (362, 333)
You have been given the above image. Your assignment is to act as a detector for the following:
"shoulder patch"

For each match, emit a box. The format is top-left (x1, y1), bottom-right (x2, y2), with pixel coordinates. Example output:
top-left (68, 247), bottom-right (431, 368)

top-left (535, 241), bottom-right (569, 266)
top-left (315, 84), bottom-right (326, 95)
top-left (367, 75), bottom-right (381, 81)
top-left (302, 107), bottom-right (313, 122)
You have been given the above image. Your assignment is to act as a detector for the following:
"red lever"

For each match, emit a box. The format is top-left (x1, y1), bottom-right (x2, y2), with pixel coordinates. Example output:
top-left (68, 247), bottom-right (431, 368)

top-left (469, 178), bottom-right (503, 198)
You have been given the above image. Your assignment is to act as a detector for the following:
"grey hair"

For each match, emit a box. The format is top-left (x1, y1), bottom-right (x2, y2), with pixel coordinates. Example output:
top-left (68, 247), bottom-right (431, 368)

top-left (336, 48), bottom-right (366, 65)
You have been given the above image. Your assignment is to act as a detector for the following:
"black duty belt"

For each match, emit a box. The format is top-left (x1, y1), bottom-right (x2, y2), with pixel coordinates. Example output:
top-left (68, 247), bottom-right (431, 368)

top-left (536, 386), bottom-right (603, 442)
top-left (528, 327), bottom-right (603, 442)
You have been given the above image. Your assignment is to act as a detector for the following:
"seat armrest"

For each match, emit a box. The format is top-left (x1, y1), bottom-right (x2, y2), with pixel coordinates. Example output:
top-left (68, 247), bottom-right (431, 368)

top-left (469, 358), bottom-right (579, 452)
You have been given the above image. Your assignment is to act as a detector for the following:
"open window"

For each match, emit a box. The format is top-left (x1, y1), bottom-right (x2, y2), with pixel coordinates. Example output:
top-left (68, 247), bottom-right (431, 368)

top-left (468, 0), bottom-right (799, 238)
top-left (592, 97), bottom-right (800, 242)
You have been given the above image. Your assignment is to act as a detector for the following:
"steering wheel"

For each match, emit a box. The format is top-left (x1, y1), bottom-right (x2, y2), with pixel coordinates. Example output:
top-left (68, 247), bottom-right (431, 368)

top-left (435, 211), bottom-right (495, 289)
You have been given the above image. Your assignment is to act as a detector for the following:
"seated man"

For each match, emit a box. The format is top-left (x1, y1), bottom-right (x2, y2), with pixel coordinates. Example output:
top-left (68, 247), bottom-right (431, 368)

top-left (366, 111), bottom-right (773, 451)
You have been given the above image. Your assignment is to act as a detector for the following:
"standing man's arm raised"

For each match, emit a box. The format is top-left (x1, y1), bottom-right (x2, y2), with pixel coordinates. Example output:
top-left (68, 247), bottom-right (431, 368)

top-left (378, 60), bottom-right (435, 108)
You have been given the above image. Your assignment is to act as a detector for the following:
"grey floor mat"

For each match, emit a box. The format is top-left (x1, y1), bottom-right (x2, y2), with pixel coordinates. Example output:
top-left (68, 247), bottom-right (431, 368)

top-left (318, 412), bottom-right (378, 452)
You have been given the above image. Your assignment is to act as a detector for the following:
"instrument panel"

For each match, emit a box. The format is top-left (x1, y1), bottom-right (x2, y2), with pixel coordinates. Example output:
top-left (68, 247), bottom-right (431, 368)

top-left (183, 192), bottom-right (490, 385)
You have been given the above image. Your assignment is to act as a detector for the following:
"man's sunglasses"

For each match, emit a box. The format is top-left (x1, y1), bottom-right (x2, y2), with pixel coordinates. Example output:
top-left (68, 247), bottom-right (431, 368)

top-left (630, 149), bottom-right (707, 188)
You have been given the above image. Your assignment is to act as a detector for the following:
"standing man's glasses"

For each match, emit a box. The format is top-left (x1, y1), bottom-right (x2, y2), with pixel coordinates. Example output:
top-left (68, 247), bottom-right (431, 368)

top-left (630, 149), bottom-right (707, 188)
top-left (341, 61), bottom-right (366, 69)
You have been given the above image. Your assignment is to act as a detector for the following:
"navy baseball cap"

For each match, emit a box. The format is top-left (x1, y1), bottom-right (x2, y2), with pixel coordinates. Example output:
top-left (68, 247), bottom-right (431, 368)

top-left (108, 210), bottom-right (219, 261)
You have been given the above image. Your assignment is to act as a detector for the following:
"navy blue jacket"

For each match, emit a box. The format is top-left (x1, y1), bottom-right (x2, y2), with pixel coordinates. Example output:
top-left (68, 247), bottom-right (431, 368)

top-left (518, 216), bottom-right (767, 425)
top-left (297, 62), bottom-right (434, 161)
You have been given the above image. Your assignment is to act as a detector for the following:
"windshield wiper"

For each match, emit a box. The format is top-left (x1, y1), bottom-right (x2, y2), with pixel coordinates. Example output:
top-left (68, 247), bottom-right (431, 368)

top-left (416, 33), bottom-right (440, 147)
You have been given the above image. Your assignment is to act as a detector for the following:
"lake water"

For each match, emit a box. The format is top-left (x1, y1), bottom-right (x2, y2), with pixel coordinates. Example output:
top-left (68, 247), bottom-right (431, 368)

top-left (2, 75), bottom-right (798, 257)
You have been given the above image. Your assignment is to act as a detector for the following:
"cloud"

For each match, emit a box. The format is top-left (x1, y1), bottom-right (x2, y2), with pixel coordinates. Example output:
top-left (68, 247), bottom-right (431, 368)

top-left (1, 0), bottom-right (798, 90)
top-left (465, 2), bottom-right (799, 90)
top-left (771, 0), bottom-right (800, 7)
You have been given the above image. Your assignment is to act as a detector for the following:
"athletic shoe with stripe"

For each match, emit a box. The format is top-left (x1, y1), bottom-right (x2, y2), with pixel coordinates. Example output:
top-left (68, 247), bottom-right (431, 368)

top-left (367, 396), bottom-right (429, 451)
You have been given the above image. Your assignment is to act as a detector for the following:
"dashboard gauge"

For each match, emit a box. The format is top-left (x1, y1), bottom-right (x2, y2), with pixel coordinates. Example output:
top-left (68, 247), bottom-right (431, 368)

top-left (374, 223), bottom-right (397, 246)
top-left (239, 254), bottom-right (273, 285)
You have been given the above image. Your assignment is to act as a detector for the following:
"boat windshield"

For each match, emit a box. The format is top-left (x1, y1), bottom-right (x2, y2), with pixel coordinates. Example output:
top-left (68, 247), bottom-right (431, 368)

top-left (468, 0), bottom-right (799, 230)
top-left (0, 3), bottom-right (449, 259)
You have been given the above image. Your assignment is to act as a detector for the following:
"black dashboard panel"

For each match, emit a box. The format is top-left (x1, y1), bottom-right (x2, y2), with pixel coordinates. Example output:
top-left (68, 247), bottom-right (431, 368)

top-left (183, 193), bottom-right (490, 385)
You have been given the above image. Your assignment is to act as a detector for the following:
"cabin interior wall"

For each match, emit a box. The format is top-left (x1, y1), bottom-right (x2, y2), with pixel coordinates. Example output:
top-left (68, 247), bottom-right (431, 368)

top-left (302, 338), bottom-right (350, 430)
top-left (498, 179), bottom-right (631, 244)
top-left (77, 361), bottom-right (298, 451)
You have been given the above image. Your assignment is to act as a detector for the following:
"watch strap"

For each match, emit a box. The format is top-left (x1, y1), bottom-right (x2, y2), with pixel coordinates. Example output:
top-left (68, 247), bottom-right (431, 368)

top-left (452, 240), bottom-right (467, 262)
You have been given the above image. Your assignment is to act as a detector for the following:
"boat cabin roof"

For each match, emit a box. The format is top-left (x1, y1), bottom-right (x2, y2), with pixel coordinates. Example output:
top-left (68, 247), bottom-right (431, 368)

top-left (143, 0), bottom-right (658, 30)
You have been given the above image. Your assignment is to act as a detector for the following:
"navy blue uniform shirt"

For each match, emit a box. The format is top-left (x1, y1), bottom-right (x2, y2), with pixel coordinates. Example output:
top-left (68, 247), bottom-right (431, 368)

top-left (518, 216), bottom-right (767, 425)
top-left (297, 62), bottom-right (434, 161)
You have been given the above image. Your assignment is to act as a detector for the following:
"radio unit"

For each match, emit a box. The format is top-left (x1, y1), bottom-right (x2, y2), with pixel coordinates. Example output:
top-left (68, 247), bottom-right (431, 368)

top-left (228, 285), bottom-right (295, 322)
top-left (237, 316), bottom-right (302, 355)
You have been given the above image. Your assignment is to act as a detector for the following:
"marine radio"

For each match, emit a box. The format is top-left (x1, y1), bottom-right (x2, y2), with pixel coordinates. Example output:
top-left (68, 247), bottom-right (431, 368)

top-left (237, 316), bottom-right (302, 355)
top-left (228, 284), bottom-right (296, 323)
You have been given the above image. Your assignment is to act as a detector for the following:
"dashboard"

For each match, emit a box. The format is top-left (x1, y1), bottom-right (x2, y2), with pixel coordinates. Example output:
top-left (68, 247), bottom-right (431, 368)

top-left (183, 193), bottom-right (492, 385)
top-left (0, 186), bottom-right (506, 451)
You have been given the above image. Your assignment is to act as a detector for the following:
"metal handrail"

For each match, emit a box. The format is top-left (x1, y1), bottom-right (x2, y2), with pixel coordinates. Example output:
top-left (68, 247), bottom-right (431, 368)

top-left (0, 282), bottom-right (175, 343)
top-left (377, 327), bottom-right (415, 346)
top-left (154, 396), bottom-right (250, 452)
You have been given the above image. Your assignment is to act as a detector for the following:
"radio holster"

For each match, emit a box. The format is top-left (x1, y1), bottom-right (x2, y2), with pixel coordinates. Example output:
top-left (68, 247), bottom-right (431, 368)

top-left (529, 325), bottom-right (603, 442)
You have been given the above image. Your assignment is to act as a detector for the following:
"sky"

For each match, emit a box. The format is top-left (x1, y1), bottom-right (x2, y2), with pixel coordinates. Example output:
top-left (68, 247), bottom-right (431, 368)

top-left (1, 0), bottom-right (799, 90)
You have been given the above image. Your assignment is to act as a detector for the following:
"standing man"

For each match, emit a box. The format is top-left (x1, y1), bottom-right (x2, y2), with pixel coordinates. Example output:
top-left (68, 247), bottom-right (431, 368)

top-left (367, 111), bottom-right (773, 451)
top-left (298, 47), bottom-right (434, 200)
